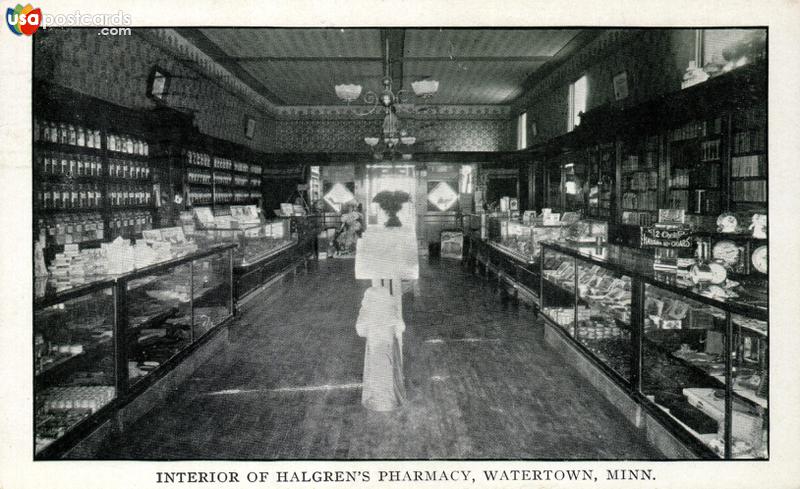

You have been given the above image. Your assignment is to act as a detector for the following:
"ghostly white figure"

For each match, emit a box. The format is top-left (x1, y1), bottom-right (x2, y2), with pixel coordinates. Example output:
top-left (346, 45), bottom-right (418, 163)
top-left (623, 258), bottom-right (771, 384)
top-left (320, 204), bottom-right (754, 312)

top-left (355, 286), bottom-right (407, 411)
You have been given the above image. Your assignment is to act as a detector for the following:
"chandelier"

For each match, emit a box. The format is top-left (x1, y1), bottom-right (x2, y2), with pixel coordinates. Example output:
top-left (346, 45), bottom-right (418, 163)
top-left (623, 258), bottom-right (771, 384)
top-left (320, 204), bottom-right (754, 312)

top-left (334, 38), bottom-right (439, 159)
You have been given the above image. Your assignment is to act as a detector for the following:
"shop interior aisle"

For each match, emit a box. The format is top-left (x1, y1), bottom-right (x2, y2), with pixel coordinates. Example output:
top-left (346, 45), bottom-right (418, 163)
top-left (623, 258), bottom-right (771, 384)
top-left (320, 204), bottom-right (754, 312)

top-left (97, 259), bottom-right (661, 459)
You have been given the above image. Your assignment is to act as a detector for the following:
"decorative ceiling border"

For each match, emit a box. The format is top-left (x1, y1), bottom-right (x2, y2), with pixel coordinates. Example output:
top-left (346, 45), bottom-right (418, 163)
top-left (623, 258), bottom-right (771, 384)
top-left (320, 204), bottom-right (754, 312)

top-left (274, 104), bottom-right (511, 120)
top-left (138, 28), bottom-right (279, 115)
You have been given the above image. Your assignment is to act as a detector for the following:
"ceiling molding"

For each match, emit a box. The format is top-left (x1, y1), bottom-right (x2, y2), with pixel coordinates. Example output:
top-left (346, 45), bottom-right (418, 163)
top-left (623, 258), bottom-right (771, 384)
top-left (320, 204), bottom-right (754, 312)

top-left (517, 29), bottom-right (606, 98)
top-left (173, 27), bottom-right (286, 106)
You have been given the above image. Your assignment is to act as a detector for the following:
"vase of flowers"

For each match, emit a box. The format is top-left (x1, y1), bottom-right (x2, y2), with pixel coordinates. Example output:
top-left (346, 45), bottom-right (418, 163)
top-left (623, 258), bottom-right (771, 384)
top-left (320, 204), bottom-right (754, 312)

top-left (373, 190), bottom-right (411, 227)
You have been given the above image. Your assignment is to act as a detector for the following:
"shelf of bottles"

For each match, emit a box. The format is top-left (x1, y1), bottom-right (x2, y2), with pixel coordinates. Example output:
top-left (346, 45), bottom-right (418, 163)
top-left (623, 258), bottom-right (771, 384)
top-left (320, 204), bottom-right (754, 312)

top-left (620, 135), bottom-right (660, 226)
top-left (730, 104), bottom-right (766, 209)
top-left (667, 117), bottom-right (724, 216)
top-left (34, 118), bottom-right (155, 250)
top-left (184, 150), bottom-right (262, 207)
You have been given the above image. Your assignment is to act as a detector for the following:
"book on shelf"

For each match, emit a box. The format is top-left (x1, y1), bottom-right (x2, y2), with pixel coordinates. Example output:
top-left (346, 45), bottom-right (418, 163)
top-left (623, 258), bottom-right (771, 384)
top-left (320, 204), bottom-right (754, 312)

top-left (732, 180), bottom-right (767, 202)
top-left (732, 129), bottom-right (766, 154)
top-left (731, 155), bottom-right (766, 178)
top-left (669, 190), bottom-right (689, 210)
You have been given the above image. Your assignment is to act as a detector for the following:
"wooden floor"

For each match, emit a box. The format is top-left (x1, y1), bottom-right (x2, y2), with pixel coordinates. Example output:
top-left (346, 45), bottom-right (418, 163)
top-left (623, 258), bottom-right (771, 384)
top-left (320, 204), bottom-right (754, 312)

top-left (98, 258), bottom-right (661, 460)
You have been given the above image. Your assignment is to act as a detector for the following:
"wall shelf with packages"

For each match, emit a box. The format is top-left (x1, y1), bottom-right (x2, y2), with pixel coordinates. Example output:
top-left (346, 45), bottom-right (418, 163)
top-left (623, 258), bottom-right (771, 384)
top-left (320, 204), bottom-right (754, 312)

top-left (539, 240), bottom-right (768, 460)
top-left (34, 244), bottom-right (236, 459)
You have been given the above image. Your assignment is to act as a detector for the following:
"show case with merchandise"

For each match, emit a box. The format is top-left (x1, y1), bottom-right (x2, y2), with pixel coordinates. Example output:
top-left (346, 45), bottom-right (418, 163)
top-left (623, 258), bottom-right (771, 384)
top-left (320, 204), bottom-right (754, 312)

top-left (186, 211), bottom-right (319, 301)
top-left (539, 241), bottom-right (768, 459)
top-left (33, 243), bottom-right (235, 459)
top-left (190, 214), bottom-right (296, 267)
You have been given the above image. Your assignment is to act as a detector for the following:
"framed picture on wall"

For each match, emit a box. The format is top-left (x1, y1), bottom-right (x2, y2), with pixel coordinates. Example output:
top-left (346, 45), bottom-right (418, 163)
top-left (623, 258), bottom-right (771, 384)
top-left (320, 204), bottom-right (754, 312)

top-left (245, 116), bottom-right (256, 139)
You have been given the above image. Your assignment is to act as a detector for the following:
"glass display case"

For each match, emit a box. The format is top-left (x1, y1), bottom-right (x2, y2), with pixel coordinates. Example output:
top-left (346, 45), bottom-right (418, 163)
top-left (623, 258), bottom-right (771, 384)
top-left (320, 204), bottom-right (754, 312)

top-left (224, 216), bottom-right (319, 301)
top-left (469, 215), bottom-right (610, 303)
top-left (539, 241), bottom-right (768, 459)
top-left (488, 215), bottom-right (607, 262)
top-left (33, 243), bottom-right (235, 459)
top-left (34, 280), bottom-right (118, 456)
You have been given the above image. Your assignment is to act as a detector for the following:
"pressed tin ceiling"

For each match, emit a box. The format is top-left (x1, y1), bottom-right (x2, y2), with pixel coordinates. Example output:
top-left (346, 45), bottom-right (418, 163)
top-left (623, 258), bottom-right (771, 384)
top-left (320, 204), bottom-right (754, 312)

top-left (181, 28), bottom-right (592, 107)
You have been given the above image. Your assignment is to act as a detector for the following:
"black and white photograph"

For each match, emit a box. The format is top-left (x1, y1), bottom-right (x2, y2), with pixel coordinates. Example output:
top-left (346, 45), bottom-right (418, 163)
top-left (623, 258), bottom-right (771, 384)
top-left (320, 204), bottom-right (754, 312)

top-left (2, 1), bottom-right (800, 488)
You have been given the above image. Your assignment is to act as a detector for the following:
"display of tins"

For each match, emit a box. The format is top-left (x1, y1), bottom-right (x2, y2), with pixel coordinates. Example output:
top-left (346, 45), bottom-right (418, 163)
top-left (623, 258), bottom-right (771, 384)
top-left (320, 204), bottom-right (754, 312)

top-left (751, 245), bottom-right (768, 274)
top-left (716, 212), bottom-right (738, 233)
top-left (690, 262), bottom-right (727, 284)
top-left (712, 240), bottom-right (741, 269)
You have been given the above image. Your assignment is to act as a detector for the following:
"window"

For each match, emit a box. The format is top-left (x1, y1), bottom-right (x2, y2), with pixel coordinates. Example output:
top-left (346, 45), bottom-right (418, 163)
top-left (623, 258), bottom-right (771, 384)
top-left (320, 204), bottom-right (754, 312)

top-left (516, 112), bottom-right (528, 150)
top-left (568, 75), bottom-right (588, 132)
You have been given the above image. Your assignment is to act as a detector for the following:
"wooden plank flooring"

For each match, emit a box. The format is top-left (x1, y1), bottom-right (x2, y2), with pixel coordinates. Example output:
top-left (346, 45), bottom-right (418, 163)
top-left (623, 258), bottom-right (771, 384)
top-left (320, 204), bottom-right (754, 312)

top-left (97, 258), bottom-right (661, 460)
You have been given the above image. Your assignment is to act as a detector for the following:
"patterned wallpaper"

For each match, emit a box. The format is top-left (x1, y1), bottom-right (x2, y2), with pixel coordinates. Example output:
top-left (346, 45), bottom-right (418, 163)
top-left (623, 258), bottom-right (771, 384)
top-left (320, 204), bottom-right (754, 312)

top-left (34, 28), bottom-right (513, 154)
top-left (274, 117), bottom-right (512, 153)
top-left (33, 28), bottom-right (277, 152)
top-left (513, 29), bottom-right (696, 145)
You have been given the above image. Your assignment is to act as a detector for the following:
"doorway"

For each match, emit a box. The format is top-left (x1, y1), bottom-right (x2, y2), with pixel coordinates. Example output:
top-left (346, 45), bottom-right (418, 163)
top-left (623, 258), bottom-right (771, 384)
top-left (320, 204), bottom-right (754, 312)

top-left (365, 163), bottom-right (417, 231)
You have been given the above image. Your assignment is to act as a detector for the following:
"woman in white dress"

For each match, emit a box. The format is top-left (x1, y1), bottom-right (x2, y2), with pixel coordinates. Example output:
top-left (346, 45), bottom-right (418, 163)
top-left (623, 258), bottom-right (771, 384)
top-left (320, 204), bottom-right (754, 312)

top-left (355, 286), bottom-right (407, 411)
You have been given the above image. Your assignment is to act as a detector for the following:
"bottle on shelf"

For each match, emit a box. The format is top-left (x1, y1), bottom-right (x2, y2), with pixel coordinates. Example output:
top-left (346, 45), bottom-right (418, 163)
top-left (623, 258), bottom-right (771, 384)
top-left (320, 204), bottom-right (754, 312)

top-left (67, 125), bottom-right (76, 146)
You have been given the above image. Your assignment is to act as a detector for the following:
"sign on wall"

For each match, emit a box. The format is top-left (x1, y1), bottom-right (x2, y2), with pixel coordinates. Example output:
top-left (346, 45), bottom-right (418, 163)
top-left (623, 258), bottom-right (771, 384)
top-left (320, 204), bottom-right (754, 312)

top-left (323, 182), bottom-right (355, 213)
top-left (427, 181), bottom-right (459, 211)
top-left (640, 226), bottom-right (693, 248)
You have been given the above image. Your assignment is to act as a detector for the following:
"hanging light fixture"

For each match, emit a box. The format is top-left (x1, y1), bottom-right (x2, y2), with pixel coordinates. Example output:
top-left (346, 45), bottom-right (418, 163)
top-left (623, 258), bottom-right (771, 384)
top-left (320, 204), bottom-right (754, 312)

top-left (334, 37), bottom-right (438, 159)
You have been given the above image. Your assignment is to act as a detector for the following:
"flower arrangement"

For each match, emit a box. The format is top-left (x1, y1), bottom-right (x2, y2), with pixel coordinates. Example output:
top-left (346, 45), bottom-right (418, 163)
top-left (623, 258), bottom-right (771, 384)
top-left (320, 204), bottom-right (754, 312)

top-left (372, 190), bottom-right (411, 227)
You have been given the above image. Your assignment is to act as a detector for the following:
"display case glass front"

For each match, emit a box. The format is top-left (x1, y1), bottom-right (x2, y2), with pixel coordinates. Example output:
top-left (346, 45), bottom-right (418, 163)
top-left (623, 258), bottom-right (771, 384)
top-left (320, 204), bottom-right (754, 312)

top-left (191, 219), bottom-right (295, 267)
top-left (576, 262), bottom-right (632, 381)
top-left (541, 247), bottom-right (577, 336)
top-left (126, 263), bottom-right (193, 386)
top-left (539, 241), bottom-right (768, 459)
top-left (192, 250), bottom-right (233, 337)
top-left (34, 283), bottom-right (117, 455)
top-left (642, 284), bottom-right (731, 456)
top-left (33, 244), bottom-right (236, 458)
